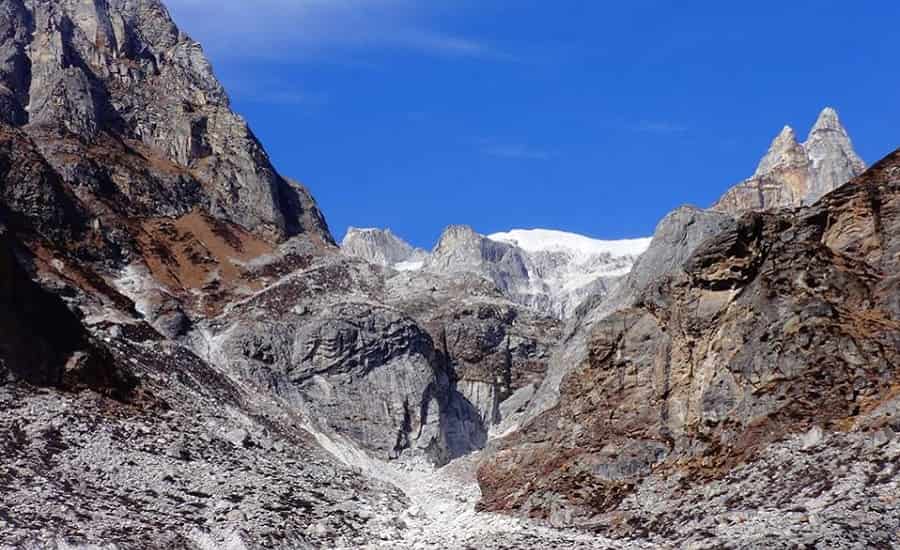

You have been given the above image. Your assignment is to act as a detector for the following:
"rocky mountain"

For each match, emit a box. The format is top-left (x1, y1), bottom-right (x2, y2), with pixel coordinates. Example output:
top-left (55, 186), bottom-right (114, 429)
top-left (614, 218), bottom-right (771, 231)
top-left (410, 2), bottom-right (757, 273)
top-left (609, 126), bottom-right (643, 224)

top-left (504, 206), bottom-right (736, 434)
top-left (713, 108), bottom-right (866, 214)
top-left (478, 150), bottom-right (900, 548)
top-left (340, 225), bottom-right (650, 319)
top-left (0, 2), bottom-right (573, 547)
top-left (1, 1), bottom-right (897, 548)
top-left (0, 0), bottom-right (332, 245)
top-left (342, 227), bottom-right (428, 270)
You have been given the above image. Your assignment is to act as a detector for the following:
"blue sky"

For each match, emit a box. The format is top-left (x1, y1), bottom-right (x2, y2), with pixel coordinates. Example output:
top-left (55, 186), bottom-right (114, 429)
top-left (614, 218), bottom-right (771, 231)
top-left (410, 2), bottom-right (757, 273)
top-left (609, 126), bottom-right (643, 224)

top-left (166, 0), bottom-right (900, 248)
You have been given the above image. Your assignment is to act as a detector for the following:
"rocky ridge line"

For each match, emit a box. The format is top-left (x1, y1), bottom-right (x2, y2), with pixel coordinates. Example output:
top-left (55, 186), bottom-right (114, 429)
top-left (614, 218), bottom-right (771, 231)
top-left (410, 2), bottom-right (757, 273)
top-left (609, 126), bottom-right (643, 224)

top-left (342, 225), bottom-right (650, 319)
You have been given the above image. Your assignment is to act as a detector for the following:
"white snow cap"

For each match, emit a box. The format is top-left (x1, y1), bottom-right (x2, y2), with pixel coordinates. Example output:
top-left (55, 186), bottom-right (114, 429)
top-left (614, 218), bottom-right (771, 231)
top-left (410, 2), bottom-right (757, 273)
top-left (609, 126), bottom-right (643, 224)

top-left (487, 229), bottom-right (652, 258)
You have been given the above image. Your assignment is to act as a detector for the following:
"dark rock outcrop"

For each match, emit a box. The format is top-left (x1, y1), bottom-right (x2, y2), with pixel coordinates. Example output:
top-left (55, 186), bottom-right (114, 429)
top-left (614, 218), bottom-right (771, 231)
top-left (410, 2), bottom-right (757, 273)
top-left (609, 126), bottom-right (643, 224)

top-left (0, 228), bottom-right (136, 398)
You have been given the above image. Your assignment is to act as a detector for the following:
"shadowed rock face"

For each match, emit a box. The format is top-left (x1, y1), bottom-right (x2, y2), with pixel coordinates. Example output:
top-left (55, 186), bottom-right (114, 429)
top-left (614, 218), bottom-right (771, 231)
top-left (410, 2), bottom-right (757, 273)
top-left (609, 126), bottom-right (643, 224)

top-left (0, 226), bottom-right (85, 386)
top-left (384, 269), bottom-right (562, 429)
top-left (477, 151), bottom-right (900, 542)
top-left (713, 108), bottom-right (866, 214)
top-left (0, 227), bottom-right (136, 398)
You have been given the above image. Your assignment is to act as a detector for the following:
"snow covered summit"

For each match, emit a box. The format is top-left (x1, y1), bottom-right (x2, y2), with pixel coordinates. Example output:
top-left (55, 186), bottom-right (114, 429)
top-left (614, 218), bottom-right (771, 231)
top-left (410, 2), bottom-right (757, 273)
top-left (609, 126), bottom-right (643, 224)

top-left (341, 225), bottom-right (651, 319)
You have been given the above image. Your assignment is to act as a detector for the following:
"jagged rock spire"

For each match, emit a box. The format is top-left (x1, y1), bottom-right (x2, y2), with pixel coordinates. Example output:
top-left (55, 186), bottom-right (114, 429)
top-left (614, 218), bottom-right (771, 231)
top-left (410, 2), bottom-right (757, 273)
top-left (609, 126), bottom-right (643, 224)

top-left (803, 107), bottom-right (867, 203)
top-left (809, 106), bottom-right (843, 133)
top-left (714, 107), bottom-right (867, 214)
top-left (753, 125), bottom-right (807, 178)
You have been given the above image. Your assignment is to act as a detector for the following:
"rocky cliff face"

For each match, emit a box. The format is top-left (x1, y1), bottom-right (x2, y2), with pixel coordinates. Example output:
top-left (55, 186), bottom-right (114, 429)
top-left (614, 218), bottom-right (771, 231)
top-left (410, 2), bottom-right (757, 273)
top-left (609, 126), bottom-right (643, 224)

top-left (509, 207), bottom-right (735, 432)
top-left (0, 1), bottom-right (525, 547)
top-left (713, 108), bottom-right (866, 214)
top-left (0, 0), bottom-right (333, 245)
top-left (477, 151), bottom-right (900, 547)
top-left (192, 255), bottom-right (492, 466)
top-left (384, 268), bottom-right (561, 430)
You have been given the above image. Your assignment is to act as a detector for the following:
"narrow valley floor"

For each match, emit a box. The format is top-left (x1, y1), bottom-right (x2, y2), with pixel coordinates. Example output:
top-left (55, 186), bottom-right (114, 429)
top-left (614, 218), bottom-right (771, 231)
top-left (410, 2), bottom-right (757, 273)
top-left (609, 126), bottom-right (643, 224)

top-left (310, 429), bottom-right (625, 549)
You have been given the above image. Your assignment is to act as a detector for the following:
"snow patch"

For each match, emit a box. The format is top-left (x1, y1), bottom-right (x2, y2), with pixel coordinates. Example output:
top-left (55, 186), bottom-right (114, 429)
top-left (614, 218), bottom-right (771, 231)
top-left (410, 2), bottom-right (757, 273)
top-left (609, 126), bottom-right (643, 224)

top-left (393, 259), bottom-right (425, 272)
top-left (487, 228), bottom-right (652, 259)
top-left (112, 263), bottom-right (162, 317)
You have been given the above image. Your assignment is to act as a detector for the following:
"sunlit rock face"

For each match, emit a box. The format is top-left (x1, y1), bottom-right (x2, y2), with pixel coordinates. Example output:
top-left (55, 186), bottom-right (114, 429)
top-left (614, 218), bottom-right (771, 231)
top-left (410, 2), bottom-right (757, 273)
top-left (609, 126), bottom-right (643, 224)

top-left (342, 227), bottom-right (428, 270)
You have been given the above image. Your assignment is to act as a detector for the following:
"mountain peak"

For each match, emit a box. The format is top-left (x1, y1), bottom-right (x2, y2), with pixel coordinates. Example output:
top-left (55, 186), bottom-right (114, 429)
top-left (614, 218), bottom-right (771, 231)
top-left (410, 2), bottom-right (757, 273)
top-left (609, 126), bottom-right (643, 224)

top-left (0, 0), bottom-right (333, 245)
top-left (341, 227), bottom-right (425, 268)
top-left (778, 124), bottom-right (798, 140)
top-left (803, 107), bottom-right (866, 202)
top-left (809, 106), bottom-right (844, 134)
top-left (753, 125), bottom-right (805, 177)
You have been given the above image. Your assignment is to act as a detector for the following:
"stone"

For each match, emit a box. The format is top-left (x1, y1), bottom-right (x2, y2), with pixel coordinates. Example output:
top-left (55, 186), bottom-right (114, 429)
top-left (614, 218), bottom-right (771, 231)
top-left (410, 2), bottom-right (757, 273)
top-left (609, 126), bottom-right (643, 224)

top-left (517, 205), bottom-right (734, 427)
top-left (342, 227), bottom-right (428, 269)
top-left (802, 426), bottom-right (824, 450)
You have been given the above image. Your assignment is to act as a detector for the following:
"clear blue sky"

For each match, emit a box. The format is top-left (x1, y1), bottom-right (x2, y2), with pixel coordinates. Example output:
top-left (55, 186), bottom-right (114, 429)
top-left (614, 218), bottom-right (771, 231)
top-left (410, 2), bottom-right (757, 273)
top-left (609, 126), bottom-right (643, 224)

top-left (166, 0), bottom-right (900, 248)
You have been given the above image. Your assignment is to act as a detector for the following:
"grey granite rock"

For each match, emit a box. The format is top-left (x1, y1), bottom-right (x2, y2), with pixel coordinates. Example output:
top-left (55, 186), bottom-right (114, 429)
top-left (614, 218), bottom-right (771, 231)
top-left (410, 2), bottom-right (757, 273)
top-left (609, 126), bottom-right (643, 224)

top-left (196, 256), bottom-right (489, 467)
top-left (804, 107), bottom-right (867, 203)
top-left (342, 227), bottom-right (428, 269)
top-left (384, 268), bottom-right (561, 429)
